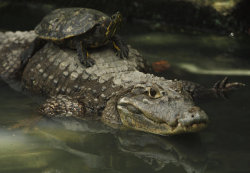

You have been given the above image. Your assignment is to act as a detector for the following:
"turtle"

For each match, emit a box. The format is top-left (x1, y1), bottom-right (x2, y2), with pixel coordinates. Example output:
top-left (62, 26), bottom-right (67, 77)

top-left (21, 8), bottom-right (129, 68)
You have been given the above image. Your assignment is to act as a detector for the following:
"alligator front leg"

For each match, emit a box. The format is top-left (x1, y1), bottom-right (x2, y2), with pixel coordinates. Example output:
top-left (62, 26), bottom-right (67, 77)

top-left (181, 77), bottom-right (245, 99)
top-left (40, 95), bottom-right (85, 118)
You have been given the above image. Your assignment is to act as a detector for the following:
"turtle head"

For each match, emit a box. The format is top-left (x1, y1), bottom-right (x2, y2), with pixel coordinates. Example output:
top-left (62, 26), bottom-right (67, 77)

top-left (106, 11), bottom-right (122, 38)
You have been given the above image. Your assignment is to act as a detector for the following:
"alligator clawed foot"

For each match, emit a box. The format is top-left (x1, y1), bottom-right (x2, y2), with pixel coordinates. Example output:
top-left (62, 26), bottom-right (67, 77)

top-left (213, 77), bottom-right (246, 98)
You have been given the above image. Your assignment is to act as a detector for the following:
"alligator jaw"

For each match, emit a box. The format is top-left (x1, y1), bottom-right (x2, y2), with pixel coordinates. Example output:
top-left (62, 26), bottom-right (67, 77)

top-left (117, 102), bottom-right (208, 136)
top-left (170, 122), bottom-right (207, 135)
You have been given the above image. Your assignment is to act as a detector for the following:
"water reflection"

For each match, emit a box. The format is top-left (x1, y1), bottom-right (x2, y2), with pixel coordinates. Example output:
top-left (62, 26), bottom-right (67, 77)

top-left (0, 116), bottom-right (208, 173)
top-left (117, 131), bottom-right (207, 172)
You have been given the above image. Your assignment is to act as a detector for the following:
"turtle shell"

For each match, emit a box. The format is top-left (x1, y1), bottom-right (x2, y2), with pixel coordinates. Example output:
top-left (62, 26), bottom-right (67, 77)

top-left (35, 8), bottom-right (109, 40)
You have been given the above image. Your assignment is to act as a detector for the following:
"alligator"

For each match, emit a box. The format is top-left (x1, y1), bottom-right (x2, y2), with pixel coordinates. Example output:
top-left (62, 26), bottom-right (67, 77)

top-left (0, 31), bottom-right (244, 135)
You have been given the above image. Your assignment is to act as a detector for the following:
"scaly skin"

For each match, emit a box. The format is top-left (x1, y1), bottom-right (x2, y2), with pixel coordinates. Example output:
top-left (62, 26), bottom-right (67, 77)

top-left (0, 31), bottom-right (244, 135)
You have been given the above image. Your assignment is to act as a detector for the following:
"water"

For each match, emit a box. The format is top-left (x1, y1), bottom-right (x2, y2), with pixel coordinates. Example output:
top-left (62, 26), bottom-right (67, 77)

top-left (0, 22), bottom-right (250, 173)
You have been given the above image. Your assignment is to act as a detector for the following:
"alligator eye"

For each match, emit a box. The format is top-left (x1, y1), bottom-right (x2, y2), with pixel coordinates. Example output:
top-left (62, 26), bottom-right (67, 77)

top-left (134, 84), bottom-right (162, 98)
top-left (149, 88), bottom-right (157, 97)
top-left (147, 86), bottom-right (164, 99)
top-left (147, 87), bottom-right (162, 99)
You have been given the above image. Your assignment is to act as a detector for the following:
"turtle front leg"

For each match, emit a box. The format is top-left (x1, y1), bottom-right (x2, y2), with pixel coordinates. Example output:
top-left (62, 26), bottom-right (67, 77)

top-left (76, 41), bottom-right (95, 67)
top-left (111, 35), bottom-right (129, 59)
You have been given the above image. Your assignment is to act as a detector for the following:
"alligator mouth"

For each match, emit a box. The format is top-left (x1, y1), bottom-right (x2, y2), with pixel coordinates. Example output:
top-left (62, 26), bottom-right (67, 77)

top-left (117, 103), bottom-right (208, 135)
top-left (171, 120), bottom-right (208, 134)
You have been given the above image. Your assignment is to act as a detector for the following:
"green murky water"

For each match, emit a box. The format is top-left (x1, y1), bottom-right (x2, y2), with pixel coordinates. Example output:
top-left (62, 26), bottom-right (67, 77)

top-left (0, 30), bottom-right (249, 173)
top-left (0, 10), bottom-right (250, 173)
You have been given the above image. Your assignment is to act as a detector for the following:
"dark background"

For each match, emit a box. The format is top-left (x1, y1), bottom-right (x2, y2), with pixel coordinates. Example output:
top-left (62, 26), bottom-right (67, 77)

top-left (0, 0), bottom-right (249, 35)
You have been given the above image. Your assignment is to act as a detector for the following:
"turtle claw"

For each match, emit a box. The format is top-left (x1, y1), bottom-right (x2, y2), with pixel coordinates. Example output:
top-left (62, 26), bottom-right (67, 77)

top-left (115, 45), bottom-right (129, 59)
top-left (213, 77), bottom-right (246, 98)
top-left (119, 43), bottom-right (129, 59)
top-left (112, 35), bottom-right (129, 59)
top-left (122, 46), bottom-right (129, 59)
top-left (81, 58), bottom-right (95, 68)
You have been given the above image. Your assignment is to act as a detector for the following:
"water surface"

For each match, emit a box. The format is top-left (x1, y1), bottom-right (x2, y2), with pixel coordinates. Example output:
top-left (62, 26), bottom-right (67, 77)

top-left (0, 29), bottom-right (249, 173)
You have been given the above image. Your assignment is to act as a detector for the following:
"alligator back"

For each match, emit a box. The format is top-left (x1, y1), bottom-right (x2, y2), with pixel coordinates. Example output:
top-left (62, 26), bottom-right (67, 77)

top-left (22, 43), bottom-right (145, 96)
top-left (0, 31), bottom-right (36, 80)
top-left (0, 31), bottom-right (149, 117)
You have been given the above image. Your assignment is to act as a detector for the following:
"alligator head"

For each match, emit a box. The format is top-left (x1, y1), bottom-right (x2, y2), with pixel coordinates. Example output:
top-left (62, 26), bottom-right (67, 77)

top-left (103, 82), bottom-right (208, 135)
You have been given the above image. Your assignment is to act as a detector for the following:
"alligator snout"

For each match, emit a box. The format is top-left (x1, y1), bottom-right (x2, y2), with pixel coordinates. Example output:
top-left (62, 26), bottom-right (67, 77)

top-left (117, 88), bottom-right (209, 135)
top-left (178, 106), bottom-right (209, 127)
